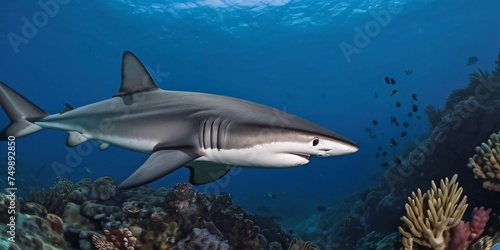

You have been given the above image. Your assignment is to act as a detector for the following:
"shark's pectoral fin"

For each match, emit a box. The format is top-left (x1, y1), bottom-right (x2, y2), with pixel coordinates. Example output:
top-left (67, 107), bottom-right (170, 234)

top-left (118, 148), bottom-right (200, 190)
top-left (186, 161), bottom-right (233, 185)
top-left (66, 131), bottom-right (88, 147)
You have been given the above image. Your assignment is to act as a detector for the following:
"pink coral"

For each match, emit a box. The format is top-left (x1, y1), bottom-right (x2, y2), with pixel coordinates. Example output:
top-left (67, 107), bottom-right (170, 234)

top-left (469, 206), bottom-right (491, 239)
top-left (448, 207), bottom-right (491, 250)
top-left (449, 222), bottom-right (470, 250)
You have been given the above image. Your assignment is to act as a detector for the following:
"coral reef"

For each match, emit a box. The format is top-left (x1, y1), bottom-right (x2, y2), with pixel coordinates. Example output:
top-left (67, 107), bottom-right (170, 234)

top-left (0, 191), bottom-right (66, 249)
top-left (468, 131), bottom-right (500, 191)
top-left (20, 177), bottom-right (91, 215)
top-left (14, 177), bottom-right (295, 249)
top-left (398, 175), bottom-right (468, 250)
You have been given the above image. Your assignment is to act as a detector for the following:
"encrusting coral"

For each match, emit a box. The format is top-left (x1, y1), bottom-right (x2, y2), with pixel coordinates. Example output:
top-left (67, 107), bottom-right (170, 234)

top-left (398, 174), bottom-right (468, 250)
top-left (468, 131), bottom-right (500, 191)
top-left (89, 176), bottom-right (117, 201)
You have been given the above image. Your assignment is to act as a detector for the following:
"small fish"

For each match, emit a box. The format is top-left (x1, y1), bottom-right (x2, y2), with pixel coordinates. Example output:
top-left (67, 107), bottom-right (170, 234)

top-left (466, 56), bottom-right (479, 66)
top-left (412, 104), bottom-right (418, 112)
top-left (395, 122), bottom-right (399, 126)
top-left (84, 166), bottom-right (93, 173)
top-left (267, 192), bottom-right (276, 199)
top-left (401, 131), bottom-right (407, 137)
top-left (416, 115), bottom-right (421, 119)
top-left (390, 116), bottom-right (397, 123)
top-left (316, 205), bottom-right (327, 212)
top-left (389, 138), bottom-right (398, 147)
top-left (372, 120), bottom-right (378, 126)
top-left (369, 133), bottom-right (377, 138)
top-left (375, 153), bottom-right (380, 158)
top-left (390, 90), bottom-right (399, 96)
top-left (384, 77), bottom-right (396, 85)
top-left (394, 158), bottom-right (402, 165)
top-left (405, 68), bottom-right (412, 75)
top-left (396, 102), bottom-right (401, 107)
top-left (378, 146), bottom-right (382, 151)
top-left (382, 151), bottom-right (387, 156)
top-left (381, 161), bottom-right (389, 167)
top-left (403, 122), bottom-right (409, 127)
top-left (411, 93), bottom-right (418, 101)
top-left (384, 77), bottom-right (390, 84)
top-left (408, 112), bottom-right (413, 117)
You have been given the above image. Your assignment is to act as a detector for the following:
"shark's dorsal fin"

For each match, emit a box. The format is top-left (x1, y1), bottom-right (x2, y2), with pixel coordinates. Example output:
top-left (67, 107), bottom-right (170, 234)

top-left (186, 161), bottom-right (232, 185)
top-left (114, 51), bottom-right (158, 97)
top-left (60, 103), bottom-right (73, 114)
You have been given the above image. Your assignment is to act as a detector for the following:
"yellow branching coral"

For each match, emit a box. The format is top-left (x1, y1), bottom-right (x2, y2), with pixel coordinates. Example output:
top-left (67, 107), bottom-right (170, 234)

top-left (468, 132), bottom-right (500, 191)
top-left (398, 175), bottom-right (468, 250)
top-left (288, 238), bottom-right (319, 250)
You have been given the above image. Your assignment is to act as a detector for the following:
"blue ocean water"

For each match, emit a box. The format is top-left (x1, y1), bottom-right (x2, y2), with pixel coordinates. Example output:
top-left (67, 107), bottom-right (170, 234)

top-left (0, 0), bottom-right (499, 227)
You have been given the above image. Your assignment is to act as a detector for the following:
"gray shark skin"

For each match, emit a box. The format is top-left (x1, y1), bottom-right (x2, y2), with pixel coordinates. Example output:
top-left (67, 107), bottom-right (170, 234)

top-left (0, 51), bottom-right (358, 189)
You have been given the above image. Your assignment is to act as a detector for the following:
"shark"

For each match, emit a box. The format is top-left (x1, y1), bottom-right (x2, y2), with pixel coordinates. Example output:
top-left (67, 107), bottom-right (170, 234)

top-left (0, 51), bottom-right (358, 189)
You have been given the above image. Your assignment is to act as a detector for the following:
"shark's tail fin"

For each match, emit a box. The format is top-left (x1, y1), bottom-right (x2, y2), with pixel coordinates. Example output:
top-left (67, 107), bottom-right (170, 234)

top-left (0, 82), bottom-right (48, 140)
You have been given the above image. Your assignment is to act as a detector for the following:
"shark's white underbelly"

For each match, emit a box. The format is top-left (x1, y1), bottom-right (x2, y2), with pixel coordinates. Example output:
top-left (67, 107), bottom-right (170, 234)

top-left (201, 142), bottom-right (310, 167)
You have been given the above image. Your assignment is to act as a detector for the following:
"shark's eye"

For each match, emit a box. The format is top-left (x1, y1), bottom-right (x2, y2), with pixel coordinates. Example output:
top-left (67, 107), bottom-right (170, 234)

top-left (312, 138), bottom-right (319, 146)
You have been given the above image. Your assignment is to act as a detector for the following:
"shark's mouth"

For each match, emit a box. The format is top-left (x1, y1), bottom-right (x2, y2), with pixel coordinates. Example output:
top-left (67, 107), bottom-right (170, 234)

top-left (293, 154), bottom-right (310, 161)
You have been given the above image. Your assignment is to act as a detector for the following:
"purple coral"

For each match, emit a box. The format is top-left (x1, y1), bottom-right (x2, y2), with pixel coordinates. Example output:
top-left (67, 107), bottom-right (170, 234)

top-left (171, 228), bottom-right (229, 250)
top-left (81, 200), bottom-right (120, 220)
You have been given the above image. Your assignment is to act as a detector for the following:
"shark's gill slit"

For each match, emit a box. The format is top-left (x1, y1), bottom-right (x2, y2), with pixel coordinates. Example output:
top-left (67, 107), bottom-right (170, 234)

top-left (204, 118), bottom-right (215, 150)
top-left (200, 120), bottom-right (204, 149)
top-left (217, 119), bottom-right (228, 151)
top-left (216, 119), bottom-right (222, 150)
top-left (210, 118), bottom-right (219, 150)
